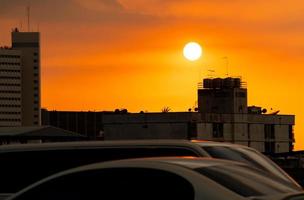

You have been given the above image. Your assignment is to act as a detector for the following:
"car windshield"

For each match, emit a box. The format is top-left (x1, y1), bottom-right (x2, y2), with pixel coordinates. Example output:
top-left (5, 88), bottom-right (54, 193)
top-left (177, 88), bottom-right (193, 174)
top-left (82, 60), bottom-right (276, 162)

top-left (194, 164), bottom-right (297, 197)
top-left (201, 146), bottom-right (297, 185)
top-left (285, 194), bottom-right (304, 200)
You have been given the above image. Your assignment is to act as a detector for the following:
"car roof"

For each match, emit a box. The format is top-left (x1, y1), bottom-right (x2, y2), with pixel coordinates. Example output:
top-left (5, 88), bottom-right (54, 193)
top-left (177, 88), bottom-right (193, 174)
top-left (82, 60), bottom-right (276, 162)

top-left (131, 156), bottom-right (246, 169)
top-left (0, 140), bottom-right (208, 155)
top-left (192, 140), bottom-right (253, 149)
top-left (61, 157), bottom-right (245, 174)
top-left (9, 157), bottom-right (246, 200)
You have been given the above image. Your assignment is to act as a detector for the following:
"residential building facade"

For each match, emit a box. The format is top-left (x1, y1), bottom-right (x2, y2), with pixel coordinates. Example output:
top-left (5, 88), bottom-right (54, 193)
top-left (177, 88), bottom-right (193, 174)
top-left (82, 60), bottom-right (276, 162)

top-left (0, 48), bottom-right (22, 126)
top-left (0, 28), bottom-right (41, 126)
top-left (12, 29), bottom-right (41, 126)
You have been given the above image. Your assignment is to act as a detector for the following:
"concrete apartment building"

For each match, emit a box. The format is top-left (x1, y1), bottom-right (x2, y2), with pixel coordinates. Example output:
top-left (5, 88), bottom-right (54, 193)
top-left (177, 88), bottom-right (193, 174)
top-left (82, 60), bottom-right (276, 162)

top-left (42, 78), bottom-right (295, 153)
top-left (0, 48), bottom-right (22, 126)
top-left (196, 77), bottom-right (294, 153)
top-left (12, 29), bottom-right (41, 126)
top-left (0, 28), bottom-right (41, 126)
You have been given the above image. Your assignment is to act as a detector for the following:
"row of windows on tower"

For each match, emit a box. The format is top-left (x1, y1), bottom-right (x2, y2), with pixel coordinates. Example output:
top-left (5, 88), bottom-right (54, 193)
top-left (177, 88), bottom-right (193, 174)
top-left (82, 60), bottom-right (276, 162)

top-left (0, 97), bottom-right (21, 101)
top-left (0, 53), bottom-right (38, 57)
top-left (0, 55), bottom-right (20, 58)
top-left (0, 60), bottom-right (38, 64)
top-left (0, 69), bottom-right (21, 73)
top-left (0, 62), bottom-right (20, 66)
top-left (0, 90), bottom-right (20, 94)
top-left (0, 111), bottom-right (21, 114)
top-left (0, 118), bottom-right (21, 122)
top-left (0, 76), bottom-right (20, 80)
top-left (0, 104), bottom-right (21, 107)
top-left (0, 83), bottom-right (21, 87)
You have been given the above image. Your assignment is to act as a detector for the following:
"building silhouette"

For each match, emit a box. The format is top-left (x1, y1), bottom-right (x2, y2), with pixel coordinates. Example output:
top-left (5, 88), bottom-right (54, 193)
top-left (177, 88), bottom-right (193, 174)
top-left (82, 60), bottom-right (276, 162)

top-left (196, 77), bottom-right (294, 153)
top-left (42, 77), bottom-right (295, 153)
top-left (0, 28), bottom-right (41, 126)
top-left (12, 29), bottom-right (41, 126)
top-left (0, 48), bottom-right (22, 126)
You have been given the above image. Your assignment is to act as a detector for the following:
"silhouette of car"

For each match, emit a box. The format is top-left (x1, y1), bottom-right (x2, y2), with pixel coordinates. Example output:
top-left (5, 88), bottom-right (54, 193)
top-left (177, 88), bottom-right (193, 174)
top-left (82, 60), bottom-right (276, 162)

top-left (192, 140), bottom-right (302, 190)
top-left (0, 140), bottom-right (208, 198)
top-left (7, 157), bottom-right (303, 200)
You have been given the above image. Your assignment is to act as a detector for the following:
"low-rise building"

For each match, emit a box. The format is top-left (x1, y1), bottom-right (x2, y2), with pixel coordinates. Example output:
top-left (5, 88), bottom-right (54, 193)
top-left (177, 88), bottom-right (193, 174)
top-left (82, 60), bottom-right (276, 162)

top-left (42, 77), bottom-right (295, 153)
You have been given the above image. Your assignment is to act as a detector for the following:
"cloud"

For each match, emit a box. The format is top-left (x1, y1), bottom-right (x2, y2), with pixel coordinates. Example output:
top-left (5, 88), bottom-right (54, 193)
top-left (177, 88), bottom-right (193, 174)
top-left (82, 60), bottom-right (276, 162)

top-left (0, 0), bottom-right (157, 25)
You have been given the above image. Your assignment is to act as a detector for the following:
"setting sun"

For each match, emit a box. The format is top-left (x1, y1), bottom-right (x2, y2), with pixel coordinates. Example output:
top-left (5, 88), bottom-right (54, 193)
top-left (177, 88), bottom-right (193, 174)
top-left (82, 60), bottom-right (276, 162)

top-left (183, 42), bottom-right (202, 61)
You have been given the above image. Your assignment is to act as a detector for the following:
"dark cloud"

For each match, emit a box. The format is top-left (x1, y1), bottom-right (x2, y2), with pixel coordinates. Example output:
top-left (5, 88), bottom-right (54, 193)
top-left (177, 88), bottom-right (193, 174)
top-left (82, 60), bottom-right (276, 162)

top-left (0, 0), bottom-right (157, 25)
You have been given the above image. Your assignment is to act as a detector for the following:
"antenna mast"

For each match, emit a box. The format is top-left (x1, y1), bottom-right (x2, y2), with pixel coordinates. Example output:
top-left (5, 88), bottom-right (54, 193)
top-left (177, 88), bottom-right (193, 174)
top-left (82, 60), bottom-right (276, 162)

top-left (27, 5), bottom-right (30, 31)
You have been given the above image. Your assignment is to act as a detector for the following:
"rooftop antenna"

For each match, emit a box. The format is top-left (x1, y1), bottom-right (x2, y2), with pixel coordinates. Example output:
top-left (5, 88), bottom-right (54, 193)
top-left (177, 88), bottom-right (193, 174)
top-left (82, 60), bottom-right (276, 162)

top-left (27, 4), bottom-right (30, 31)
top-left (207, 68), bottom-right (215, 78)
top-left (222, 56), bottom-right (229, 77)
top-left (19, 21), bottom-right (23, 31)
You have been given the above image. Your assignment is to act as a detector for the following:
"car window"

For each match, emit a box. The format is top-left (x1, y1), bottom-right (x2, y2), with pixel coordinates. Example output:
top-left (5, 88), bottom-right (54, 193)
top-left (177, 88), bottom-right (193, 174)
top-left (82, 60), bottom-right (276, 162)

top-left (201, 146), bottom-right (295, 184)
top-left (13, 168), bottom-right (195, 200)
top-left (285, 195), bottom-right (304, 200)
top-left (0, 147), bottom-right (199, 192)
top-left (195, 164), bottom-right (296, 197)
top-left (202, 146), bottom-right (267, 170)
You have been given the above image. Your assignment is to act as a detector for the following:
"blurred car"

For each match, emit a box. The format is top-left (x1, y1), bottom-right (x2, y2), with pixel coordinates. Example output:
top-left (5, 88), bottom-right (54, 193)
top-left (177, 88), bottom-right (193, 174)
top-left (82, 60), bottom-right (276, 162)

top-left (192, 140), bottom-right (302, 190)
top-left (0, 140), bottom-right (208, 198)
top-left (7, 157), bottom-right (303, 200)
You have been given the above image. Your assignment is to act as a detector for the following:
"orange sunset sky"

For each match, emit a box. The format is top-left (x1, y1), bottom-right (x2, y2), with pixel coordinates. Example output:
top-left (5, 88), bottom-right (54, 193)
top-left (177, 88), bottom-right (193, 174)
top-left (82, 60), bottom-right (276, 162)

top-left (0, 0), bottom-right (303, 149)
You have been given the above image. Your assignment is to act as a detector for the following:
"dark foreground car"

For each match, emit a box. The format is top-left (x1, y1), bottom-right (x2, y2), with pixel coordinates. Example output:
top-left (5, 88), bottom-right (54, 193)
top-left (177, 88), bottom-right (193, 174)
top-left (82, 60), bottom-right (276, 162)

top-left (0, 140), bottom-right (208, 196)
top-left (7, 157), bottom-right (303, 200)
top-left (192, 140), bottom-right (302, 190)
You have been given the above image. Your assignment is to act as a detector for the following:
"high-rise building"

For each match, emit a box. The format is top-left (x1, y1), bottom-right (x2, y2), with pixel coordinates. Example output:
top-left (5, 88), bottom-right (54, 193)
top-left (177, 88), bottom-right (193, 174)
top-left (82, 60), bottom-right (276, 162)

top-left (12, 28), bottom-right (41, 126)
top-left (0, 28), bottom-right (41, 126)
top-left (0, 48), bottom-right (22, 126)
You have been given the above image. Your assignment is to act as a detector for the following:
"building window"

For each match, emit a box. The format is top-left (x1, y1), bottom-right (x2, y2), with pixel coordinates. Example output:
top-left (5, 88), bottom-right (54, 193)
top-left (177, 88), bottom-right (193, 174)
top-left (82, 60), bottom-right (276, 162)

top-left (34, 73), bottom-right (38, 77)
top-left (289, 125), bottom-right (294, 140)
top-left (265, 142), bottom-right (275, 154)
top-left (33, 59), bottom-right (38, 63)
top-left (187, 122), bottom-right (197, 139)
top-left (212, 123), bottom-right (223, 138)
top-left (33, 52), bottom-right (38, 56)
top-left (235, 92), bottom-right (246, 97)
top-left (264, 124), bottom-right (275, 139)
top-left (34, 66), bottom-right (38, 70)
top-left (248, 124), bottom-right (251, 139)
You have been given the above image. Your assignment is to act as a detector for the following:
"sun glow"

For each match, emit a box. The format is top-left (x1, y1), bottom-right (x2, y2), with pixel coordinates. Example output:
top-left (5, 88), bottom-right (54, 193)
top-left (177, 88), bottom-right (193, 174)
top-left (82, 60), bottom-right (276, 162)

top-left (183, 42), bottom-right (202, 61)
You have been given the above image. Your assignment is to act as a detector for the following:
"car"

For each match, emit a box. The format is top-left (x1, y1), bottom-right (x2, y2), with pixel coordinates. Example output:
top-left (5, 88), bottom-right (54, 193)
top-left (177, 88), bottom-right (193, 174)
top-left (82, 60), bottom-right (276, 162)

top-left (192, 140), bottom-right (302, 190)
top-left (7, 157), bottom-right (303, 200)
top-left (0, 139), bottom-right (209, 198)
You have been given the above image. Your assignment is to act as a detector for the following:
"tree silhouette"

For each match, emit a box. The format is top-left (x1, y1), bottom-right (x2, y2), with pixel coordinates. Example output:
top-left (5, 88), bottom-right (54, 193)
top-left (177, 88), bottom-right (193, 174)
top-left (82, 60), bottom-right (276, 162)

top-left (161, 106), bottom-right (171, 113)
